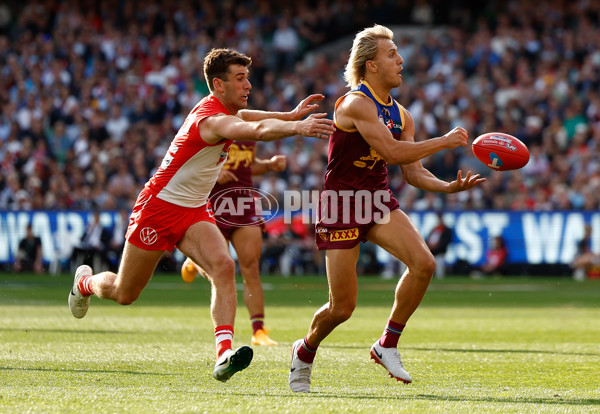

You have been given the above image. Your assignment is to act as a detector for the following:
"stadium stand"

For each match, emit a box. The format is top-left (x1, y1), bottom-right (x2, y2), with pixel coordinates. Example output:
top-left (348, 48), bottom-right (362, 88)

top-left (1, 0), bottom-right (600, 274)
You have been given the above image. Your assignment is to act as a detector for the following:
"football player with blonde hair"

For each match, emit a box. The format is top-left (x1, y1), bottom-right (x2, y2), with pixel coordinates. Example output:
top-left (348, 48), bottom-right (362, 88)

top-left (289, 25), bottom-right (485, 392)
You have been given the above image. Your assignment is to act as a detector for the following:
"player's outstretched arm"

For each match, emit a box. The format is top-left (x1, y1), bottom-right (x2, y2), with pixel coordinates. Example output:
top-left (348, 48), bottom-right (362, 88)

top-left (342, 95), bottom-right (467, 165)
top-left (200, 112), bottom-right (335, 144)
top-left (251, 155), bottom-right (287, 176)
top-left (238, 94), bottom-right (326, 122)
top-left (402, 161), bottom-right (486, 193)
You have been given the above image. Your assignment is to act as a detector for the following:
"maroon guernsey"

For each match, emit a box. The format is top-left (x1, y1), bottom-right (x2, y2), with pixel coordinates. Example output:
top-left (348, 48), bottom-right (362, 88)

top-left (210, 141), bottom-right (264, 238)
top-left (324, 81), bottom-right (405, 192)
top-left (316, 81), bottom-right (405, 250)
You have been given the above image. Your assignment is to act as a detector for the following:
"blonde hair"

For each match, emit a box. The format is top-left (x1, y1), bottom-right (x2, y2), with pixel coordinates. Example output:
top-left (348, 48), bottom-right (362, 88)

top-left (343, 25), bottom-right (394, 88)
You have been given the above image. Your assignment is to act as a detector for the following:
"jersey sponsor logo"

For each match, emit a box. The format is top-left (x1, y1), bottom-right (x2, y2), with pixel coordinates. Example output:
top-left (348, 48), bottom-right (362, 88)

top-left (140, 227), bottom-right (158, 245)
top-left (330, 228), bottom-right (359, 242)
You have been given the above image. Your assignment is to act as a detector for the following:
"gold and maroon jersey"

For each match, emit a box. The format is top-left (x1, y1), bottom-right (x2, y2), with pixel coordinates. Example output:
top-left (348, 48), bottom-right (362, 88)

top-left (325, 81), bottom-right (405, 192)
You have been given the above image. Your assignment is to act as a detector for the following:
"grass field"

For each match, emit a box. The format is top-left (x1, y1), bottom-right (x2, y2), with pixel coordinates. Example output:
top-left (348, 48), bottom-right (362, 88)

top-left (1, 272), bottom-right (599, 413)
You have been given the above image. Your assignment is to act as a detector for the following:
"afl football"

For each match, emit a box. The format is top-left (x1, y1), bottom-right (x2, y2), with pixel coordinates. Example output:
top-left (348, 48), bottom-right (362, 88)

top-left (472, 132), bottom-right (530, 171)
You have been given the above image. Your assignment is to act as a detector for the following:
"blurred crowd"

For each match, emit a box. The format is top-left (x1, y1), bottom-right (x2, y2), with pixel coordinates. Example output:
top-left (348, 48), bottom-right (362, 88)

top-left (1, 0), bottom-right (600, 217)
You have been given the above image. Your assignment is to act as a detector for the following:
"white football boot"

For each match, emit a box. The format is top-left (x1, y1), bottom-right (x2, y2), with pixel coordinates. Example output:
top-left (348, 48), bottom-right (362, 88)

top-left (288, 339), bottom-right (313, 393)
top-left (370, 341), bottom-right (412, 383)
top-left (68, 265), bottom-right (92, 319)
top-left (212, 345), bottom-right (253, 382)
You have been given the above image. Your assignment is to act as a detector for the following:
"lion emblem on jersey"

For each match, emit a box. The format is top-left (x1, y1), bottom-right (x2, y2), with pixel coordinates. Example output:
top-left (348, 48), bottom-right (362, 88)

top-left (353, 147), bottom-right (382, 169)
top-left (224, 143), bottom-right (255, 170)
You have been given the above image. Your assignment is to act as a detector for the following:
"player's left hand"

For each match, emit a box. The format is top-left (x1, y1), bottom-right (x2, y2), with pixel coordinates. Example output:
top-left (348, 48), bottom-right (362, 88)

top-left (217, 169), bottom-right (239, 185)
top-left (269, 155), bottom-right (287, 172)
top-left (447, 170), bottom-right (486, 193)
top-left (291, 94), bottom-right (325, 120)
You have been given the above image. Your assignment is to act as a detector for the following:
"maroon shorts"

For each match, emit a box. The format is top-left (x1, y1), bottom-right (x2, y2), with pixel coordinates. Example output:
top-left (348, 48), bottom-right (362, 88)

top-left (315, 189), bottom-right (399, 251)
top-left (211, 188), bottom-right (265, 240)
top-left (126, 187), bottom-right (216, 251)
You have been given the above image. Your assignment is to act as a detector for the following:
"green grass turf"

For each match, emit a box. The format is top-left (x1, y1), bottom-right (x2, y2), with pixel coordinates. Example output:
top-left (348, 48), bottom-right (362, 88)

top-left (1, 273), bottom-right (599, 413)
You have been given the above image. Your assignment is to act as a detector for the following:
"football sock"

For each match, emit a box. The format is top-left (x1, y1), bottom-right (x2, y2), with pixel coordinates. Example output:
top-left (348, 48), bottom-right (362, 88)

top-left (78, 275), bottom-right (94, 297)
top-left (215, 325), bottom-right (234, 358)
top-left (297, 337), bottom-right (318, 363)
top-left (379, 319), bottom-right (405, 348)
top-left (250, 313), bottom-right (265, 333)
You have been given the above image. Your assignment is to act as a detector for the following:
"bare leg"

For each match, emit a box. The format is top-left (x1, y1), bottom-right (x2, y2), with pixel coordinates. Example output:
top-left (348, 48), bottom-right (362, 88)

top-left (178, 221), bottom-right (236, 328)
top-left (366, 209), bottom-right (436, 324)
top-left (305, 246), bottom-right (360, 346)
top-left (89, 242), bottom-right (165, 305)
top-left (230, 226), bottom-right (265, 318)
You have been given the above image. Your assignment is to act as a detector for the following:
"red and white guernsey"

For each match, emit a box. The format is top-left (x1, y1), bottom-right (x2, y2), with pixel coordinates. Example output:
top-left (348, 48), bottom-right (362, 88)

top-left (145, 95), bottom-right (233, 208)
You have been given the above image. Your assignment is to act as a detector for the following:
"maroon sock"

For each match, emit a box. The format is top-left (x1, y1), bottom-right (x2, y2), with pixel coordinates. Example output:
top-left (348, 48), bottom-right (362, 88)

top-left (379, 319), bottom-right (405, 348)
top-left (250, 313), bottom-right (264, 334)
top-left (297, 337), bottom-right (318, 363)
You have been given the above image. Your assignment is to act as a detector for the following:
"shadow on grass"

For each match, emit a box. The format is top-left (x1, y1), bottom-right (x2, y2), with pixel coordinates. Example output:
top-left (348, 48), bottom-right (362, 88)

top-left (409, 346), bottom-right (600, 357)
top-left (322, 344), bottom-right (600, 357)
top-left (0, 365), bottom-right (172, 376)
top-left (0, 328), bottom-right (137, 335)
top-left (412, 394), bottom-right (600, 407)
top-left (223, 390), bottom-right (600, 407)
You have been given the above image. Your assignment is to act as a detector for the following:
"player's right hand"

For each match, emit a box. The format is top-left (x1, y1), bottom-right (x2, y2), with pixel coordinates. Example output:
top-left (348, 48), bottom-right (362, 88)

top-left (442, 127), bottom-right (469, 149)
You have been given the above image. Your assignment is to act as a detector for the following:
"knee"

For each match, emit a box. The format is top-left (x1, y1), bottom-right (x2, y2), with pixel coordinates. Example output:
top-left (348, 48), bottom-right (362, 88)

top-left (208, 256), bottom-right (236, 284)
top-left (114, 290), bottom-right (140, 306)
top-left (330, 300), bottom-right (355, 324)
top-left (238, 256), bottom-right (260, 275)
top-left (410, 252), bottom-right (436, 281)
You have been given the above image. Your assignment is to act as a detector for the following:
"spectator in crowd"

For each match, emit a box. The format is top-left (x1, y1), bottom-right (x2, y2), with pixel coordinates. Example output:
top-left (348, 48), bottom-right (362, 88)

top-left (105, 208), bottom-right (129, 272)
top-left (470, 235), bottom-right (509, 278)
top-left (1, 0), bottom-right (600, 275)
top-left (70, 209), bottom-right (111, 271)
top-left (425, 211), bottom-right (453, 278)
top-left (14, 223), bottom-right (43, 274)
top-left (571, 224), bottom-right (600, 281)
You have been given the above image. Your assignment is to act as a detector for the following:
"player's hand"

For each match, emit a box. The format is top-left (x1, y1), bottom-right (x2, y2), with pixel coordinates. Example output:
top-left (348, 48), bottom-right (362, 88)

top-left (290, 94), bottom-right (326, 120)
top-left (442, 127), bottom-right (469, 149)
top-left (269, 155), bottom-right (287, 172)
top-left (217, 169), bottom-right (238, 185)
top-left (447, 170), bottom-right (486, 193)
top-left (298, 113), bottom-right (335, 139)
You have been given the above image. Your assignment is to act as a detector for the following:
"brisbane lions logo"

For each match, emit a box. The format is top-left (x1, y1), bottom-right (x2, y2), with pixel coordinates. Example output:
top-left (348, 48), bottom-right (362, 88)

top-left (353, 147), bottom-right (383, 170)
top-left (224, 144), bottom-right (255, 170)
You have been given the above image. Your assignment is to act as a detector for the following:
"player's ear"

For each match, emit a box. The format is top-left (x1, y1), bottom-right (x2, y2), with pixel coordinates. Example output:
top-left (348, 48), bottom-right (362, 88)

top-left (213, 77), bottom-right (225, 93)
top-left (366, 60), bottom-right (377, 73)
